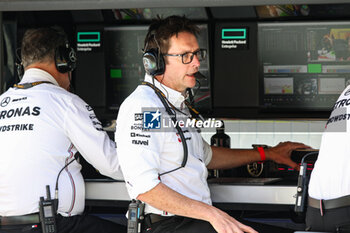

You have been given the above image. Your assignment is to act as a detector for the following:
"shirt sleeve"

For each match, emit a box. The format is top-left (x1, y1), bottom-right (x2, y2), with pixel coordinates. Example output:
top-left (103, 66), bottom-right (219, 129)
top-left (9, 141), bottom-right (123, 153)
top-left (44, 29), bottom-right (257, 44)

top-left (202, 138), bottom-right (213, 166)
top-left (115, 94), bottom-right (163, 199)
top-left (63, 95), bottom-right (123, 180)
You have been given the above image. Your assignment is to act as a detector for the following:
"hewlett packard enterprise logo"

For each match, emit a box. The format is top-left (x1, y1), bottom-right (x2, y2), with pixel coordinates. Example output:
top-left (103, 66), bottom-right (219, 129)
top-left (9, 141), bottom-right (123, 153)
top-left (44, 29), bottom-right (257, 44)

top-left (143, 110), bottom-right (161, 129)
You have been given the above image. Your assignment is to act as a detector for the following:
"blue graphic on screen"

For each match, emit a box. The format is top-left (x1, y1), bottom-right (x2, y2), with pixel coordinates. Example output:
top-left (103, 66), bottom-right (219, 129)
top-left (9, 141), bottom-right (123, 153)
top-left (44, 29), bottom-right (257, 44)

top-left (143, 110), bottom-right (161, 129)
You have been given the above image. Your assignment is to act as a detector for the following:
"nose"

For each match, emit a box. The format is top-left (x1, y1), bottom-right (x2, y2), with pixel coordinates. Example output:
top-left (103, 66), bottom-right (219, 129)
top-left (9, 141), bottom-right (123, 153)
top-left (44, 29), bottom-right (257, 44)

top-left (191, 53), bottom-right (201, 67)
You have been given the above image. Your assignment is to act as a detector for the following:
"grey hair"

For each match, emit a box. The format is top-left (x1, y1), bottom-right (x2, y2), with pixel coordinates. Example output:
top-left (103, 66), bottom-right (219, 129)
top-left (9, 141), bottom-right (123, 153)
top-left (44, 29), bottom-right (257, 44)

top-left (21, 27), bottom-right (67, 68)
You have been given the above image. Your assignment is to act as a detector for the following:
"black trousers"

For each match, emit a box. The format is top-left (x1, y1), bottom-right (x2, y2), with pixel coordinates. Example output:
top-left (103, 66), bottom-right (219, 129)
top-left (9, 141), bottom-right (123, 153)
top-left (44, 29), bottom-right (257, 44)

top-left (306, 206), bottom-right (350, 232)
top-left (142, 215), bottom-right (295, 233)
top-left (0, 214), bottom-right (126, 233)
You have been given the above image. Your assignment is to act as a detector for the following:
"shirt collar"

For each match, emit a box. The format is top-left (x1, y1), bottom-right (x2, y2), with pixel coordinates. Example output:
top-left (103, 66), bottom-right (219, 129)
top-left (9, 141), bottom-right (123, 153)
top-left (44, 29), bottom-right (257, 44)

top-left (20, 68), bottom-right (59, 87)
top-left (144, 74), bottom-right (186, 109)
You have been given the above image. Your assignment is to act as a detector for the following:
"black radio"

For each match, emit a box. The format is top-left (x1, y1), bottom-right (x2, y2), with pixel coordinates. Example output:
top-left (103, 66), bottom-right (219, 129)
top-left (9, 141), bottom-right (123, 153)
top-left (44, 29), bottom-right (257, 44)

top-left (39, 185), bottom-right (57, 233)
top-left (127, 199), bottom-right (145, 233)
top-left (295, 151), bottom-right (319, 213)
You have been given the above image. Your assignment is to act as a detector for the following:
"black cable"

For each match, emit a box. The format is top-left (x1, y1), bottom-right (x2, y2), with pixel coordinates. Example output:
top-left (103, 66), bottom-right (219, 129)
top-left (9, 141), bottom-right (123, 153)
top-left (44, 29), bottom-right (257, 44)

top-left (54, 153), bottom-right (79, 211)
top-left (142, 82), bottom-right (188, 176)
top-left (154, 89), bottom-right (188, 175)
top-left (191, 79), bottom-right (202, 106)
top-left (68, 72), bottom-right (75, 93)
top-left (55, 155), bottom-right (78, 192)
top-left (301, 151), bottom-right (318, 164)
top-left (142, 80), bottom-right (206, 175)
top-left (158, 75), bottom-right (170, 100)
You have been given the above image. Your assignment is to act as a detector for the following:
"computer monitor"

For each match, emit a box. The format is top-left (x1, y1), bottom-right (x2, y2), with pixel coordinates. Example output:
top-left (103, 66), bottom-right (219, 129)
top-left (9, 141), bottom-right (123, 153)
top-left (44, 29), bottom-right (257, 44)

top-left (104, 26), bottom-right (148, 110)
top-left (258, 21), bottom-right (350, 112)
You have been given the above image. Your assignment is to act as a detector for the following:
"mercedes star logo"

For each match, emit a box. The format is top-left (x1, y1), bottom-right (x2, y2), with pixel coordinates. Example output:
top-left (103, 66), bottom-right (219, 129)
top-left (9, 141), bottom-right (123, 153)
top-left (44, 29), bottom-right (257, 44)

top-left (345, 89), bottom-right (350, 96)
top-left (69, 50), bottom-right (77, 62)
top-left (0, 97), bottom-right (11, 107)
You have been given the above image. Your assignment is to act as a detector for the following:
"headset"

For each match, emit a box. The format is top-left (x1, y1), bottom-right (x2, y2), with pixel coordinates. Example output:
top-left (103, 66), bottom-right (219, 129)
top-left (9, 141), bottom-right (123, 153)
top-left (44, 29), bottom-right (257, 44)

top-left (16, 27), bottom-right (77, 78)
top-left (51, 27), bottom-right (77, 74)
top-left (55, 41), bottom-right (77, 74)
top-left (142, 33), bottom-right (165, 76)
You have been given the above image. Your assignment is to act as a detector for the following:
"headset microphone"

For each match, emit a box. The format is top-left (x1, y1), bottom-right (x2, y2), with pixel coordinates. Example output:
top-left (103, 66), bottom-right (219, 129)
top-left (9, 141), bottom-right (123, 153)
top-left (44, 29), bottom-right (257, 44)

top-left (16, 62), bottom-right (24, 79)
top-left (194, 71), bottom-right (206, 79)
top-left (15, 48), bottom-right (24, 79)
top-left (187, 88), bottom-right (194, 105)
top-left (189, 71), bottom-right (204, 108)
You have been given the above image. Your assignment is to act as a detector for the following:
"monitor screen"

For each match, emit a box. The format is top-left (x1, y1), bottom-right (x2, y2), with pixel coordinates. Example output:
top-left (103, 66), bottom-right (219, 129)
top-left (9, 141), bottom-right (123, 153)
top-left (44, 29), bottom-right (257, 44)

top-left (258, 21), bottom-right (350, 111)
top-left (256, 5), bottom-right (310, 18)
top-left (104, 24), bottom-right (211, 112)
top-left (104, 26), bottom-right (148, 110)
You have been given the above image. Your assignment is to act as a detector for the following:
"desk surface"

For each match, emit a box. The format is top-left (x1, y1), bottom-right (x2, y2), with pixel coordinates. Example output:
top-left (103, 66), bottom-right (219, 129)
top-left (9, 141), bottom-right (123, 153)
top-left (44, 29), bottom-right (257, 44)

top-left (85, 180), bottom-right (298, 206)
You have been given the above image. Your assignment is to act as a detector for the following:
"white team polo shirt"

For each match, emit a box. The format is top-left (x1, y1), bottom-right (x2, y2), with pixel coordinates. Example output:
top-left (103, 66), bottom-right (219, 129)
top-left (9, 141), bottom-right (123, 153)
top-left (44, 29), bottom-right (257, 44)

top-left (116, 74), bottom-right (212, 215)
top-left (0, 68), bottom-right (122, 217)
top-left (309, 85), bottom-right (350, 200)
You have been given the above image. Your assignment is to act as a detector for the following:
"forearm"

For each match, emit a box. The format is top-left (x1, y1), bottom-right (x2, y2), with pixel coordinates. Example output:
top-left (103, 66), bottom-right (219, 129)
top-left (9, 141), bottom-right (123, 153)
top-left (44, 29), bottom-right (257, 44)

top-left (208, 141), bottom-right (309, 170)
top-left (207, 146), bottom-right (260, 169)
top-left (137, 183), bottom-right (257, 233)
top-left (137, 183), bottom-right (217, 222)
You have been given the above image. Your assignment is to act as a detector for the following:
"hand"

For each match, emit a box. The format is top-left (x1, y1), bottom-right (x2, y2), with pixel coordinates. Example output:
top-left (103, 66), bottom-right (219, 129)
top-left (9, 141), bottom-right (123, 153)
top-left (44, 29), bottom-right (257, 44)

top-left (265, 141), bottom-right (311, 170)
top-left (209, 207), bottom-right (258, 233)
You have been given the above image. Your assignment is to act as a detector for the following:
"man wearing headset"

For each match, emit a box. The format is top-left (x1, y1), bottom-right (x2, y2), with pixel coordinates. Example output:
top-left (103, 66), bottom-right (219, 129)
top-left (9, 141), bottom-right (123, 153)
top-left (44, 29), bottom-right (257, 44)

top-left (0, 28), bottom-right (125, 233)
top-left (116, 16), bottom-right (309, 233)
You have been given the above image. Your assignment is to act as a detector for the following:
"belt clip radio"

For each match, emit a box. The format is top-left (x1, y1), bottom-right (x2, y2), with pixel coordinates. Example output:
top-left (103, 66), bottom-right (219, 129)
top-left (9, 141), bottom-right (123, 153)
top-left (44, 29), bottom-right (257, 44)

top-left (39, 185), bottom-right (57, 233)
top-left (127, 199), bottom-right (145, 233)
top-left (294, 151), bottom-right (318, 213)
top-left (295, 161), bottom-right (308, 213)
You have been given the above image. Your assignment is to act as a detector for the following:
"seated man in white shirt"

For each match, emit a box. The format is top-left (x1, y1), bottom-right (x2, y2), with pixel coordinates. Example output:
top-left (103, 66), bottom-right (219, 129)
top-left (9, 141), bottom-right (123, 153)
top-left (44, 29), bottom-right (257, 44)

top-left (116, 15), bottom-right (310, 233)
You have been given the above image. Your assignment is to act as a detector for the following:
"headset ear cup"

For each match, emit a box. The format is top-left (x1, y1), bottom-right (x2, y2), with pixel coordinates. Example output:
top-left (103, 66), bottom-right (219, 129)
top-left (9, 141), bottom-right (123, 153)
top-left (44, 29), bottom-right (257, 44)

top-left (142, 48), bottom-right (165, 76)
top-left (55, 46), bottom-right (68, 73)
top-left (157, 54), bottom-right (165, 75)
top-left (55, 45), bottom-right (77, 73)
top-left (143, 50), bottom-right (157, 76)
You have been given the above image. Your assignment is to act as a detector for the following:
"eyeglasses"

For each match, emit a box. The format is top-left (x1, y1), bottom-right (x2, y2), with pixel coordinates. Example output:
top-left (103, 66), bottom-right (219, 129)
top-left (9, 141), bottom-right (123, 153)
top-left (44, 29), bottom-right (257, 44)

top-left (163, 49), bottom-right (207, 64)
